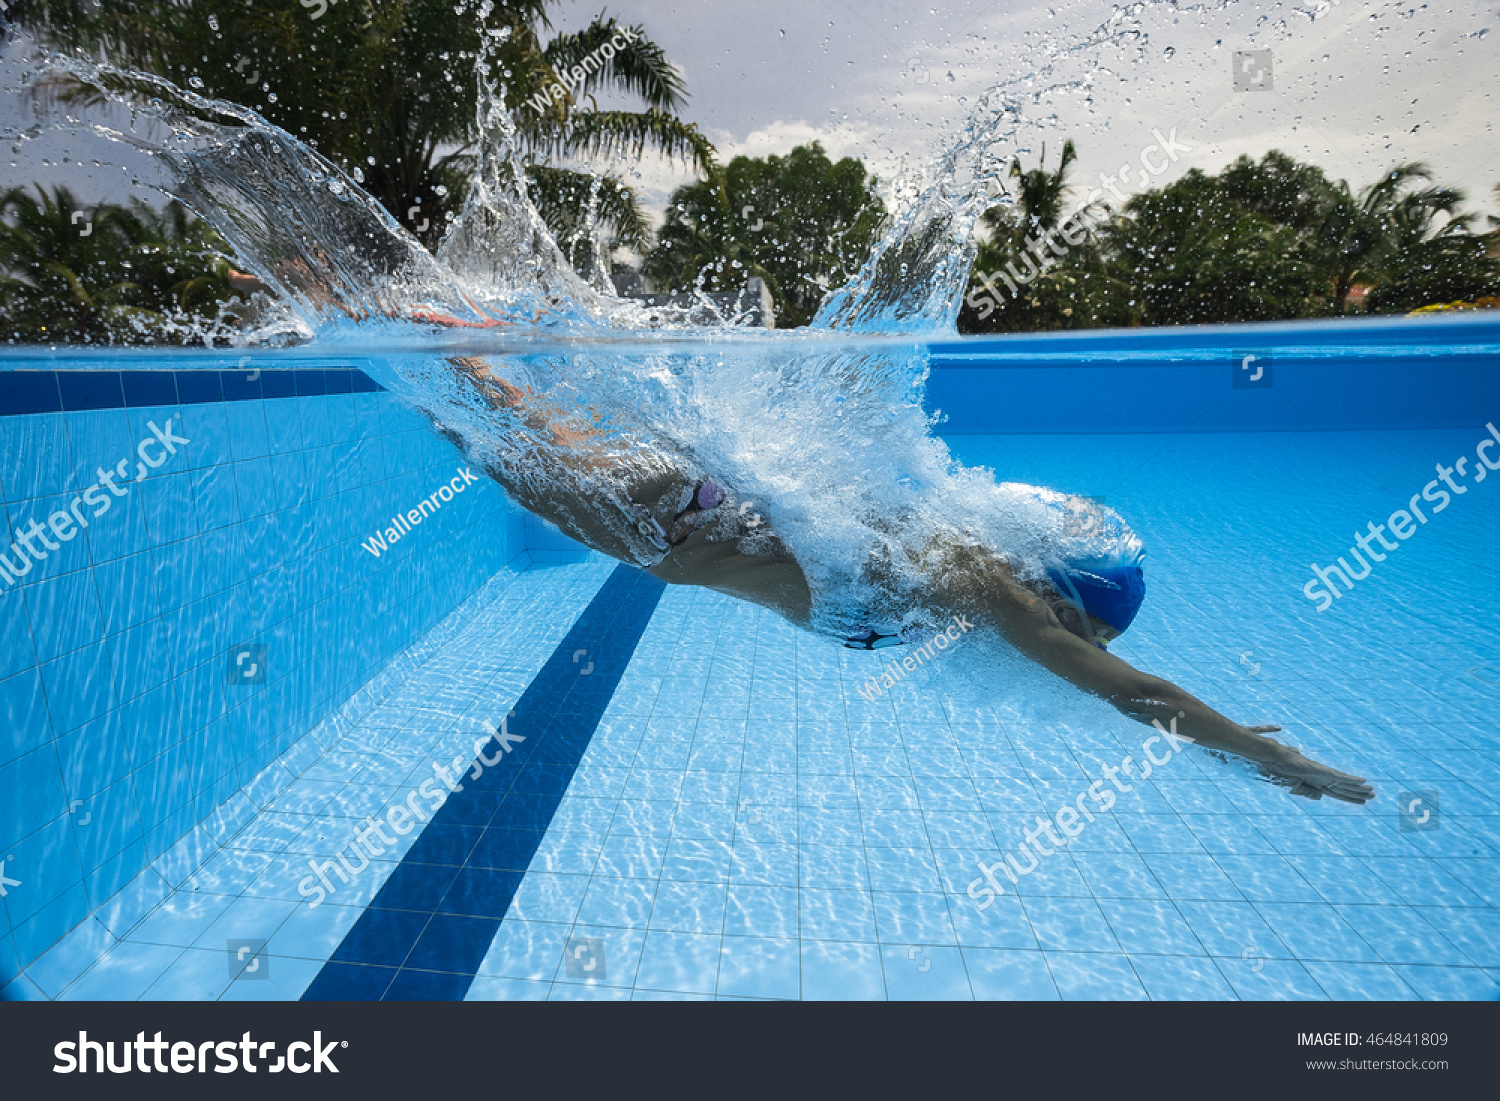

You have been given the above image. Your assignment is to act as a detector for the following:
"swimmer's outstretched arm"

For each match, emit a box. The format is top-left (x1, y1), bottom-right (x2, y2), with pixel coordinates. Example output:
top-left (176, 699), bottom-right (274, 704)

top-left (972, 558), bottom-right (1374, 805)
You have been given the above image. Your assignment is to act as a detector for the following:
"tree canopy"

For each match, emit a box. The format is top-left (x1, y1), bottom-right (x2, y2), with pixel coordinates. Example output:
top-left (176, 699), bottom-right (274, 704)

top-left (17, 0), bottom-right (713, 254)
top-left (643, 143), bottom-right (886, 327)
top-left (960, 145), bottom-right (1500, 333)
top-left (1, 185), bottom-right (245, 343)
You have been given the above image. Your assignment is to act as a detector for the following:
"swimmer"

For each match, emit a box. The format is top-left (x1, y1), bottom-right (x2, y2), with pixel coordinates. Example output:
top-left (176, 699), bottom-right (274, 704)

top-left (432, 356), bottom-right (1375, 806)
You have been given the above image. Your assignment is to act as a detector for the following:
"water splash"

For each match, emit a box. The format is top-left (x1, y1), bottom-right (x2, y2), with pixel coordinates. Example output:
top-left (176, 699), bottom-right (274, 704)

top-left (429, 21), bottom-right (616, 327)
top-left (3, 3), bottom-right (1226, 643)
top-left (10, 0), bottom-right (1245, 338)
top-left (814, 0), bottom-right (1240, 333)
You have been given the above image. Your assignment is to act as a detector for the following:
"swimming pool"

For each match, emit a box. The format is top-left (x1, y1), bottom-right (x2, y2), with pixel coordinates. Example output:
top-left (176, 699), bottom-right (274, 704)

top-left (2, 314), bottom-right (1498, 1001)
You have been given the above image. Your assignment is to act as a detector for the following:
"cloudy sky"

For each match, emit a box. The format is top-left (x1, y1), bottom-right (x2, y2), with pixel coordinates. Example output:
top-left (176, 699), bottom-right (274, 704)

top-left (549, 0), bottom-right (1499, 224)
top-left (2, 0), bottom-right (1495, 230)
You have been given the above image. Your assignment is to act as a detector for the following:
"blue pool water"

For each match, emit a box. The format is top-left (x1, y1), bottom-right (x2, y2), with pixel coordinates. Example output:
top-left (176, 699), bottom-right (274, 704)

top-left (3, 318), bottom-right (1499, 1000)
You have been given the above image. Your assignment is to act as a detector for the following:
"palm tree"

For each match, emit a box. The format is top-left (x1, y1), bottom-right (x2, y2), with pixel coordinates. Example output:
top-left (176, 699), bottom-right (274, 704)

top-left (1328, 164), bottom-right (1498, 313)
top-left (18, 1), bottom-right (714, 257)
top-left (441, 8), bottom-right (714, 258)
top-left (1314, 163), bottom-right (1477, 313)
top-left (978, 139), bottom-right (1079, 248)
top-left (1011, 138), bottom-right (1079, 234)
top-left (1, 184), bottom-right (242, 342)
top-left (969, 141), bottom-right (1080, 309)
top-left (961, 138), bottom-right (1130, 332)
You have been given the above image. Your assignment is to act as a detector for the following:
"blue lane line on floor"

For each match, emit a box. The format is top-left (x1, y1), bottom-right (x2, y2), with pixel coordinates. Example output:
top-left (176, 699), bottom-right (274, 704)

top-left (301, 563), bottom-right (665, 1001)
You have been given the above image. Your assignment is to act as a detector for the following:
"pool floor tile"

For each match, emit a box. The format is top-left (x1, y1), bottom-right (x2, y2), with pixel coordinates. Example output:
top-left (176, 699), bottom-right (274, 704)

top-left (882, 944), bottom-right (972, 1001)
top-left (962, 947), bottom-right (1060, 1000)
top-left (799, 941), bottom-right (887, 1001)
top-left (634, 930), bottom-right (723, 995)
top-left (1044, 951), bottom-right (1150, 1001)
top-left (716, 936), bottom-right (800, 1000)
top-left (29, 434), bottom-right (1500, 999)
top-left (1128, 953), bottom-right (1239, 1000)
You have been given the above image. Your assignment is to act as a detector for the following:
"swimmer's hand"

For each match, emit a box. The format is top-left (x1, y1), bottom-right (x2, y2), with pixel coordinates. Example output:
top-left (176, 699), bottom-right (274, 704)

top-left (1247, 727), bottom-right (1375, 805)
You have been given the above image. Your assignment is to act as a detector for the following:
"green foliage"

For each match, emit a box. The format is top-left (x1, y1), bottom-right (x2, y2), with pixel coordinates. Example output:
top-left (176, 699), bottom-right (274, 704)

top-left (959, 145), bottom-right (1500, 333)
top-left (1108, 168), bottom-right (1329, 325)
top-left (643, 143), bottom-right (886, 327)
top-left (1363, 233), bottom-right (1500, 313)
top-left (19, 1), bottom-right (713, 255)
top-left (999, 138), bottom-right (1080, 239)
top-left (1218, 150), bottom-right (1339, 233)
top-left (0, 185), bottom-right (244, 343)
top-left (961, 140), bottom-right (1135, 333)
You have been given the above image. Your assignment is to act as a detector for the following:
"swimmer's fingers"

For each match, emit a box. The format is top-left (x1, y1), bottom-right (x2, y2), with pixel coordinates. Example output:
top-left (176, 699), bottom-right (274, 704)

top-left (1245, 724), bottom-right (1282, 734)
top-left (1270, 768), bottom-right (1375, 806)
top-left (1257, 744), bottom-right (1375, 805)
top-left (1272, 776), bottom-right (1326, 802)
top-left (1324, 776), bottom-right (1377, 804)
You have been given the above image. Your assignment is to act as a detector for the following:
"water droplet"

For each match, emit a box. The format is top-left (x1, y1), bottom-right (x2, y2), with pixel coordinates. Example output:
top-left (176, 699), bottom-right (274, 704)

top-left (1163, 46), bottom-right (1176, 59)
top-left (188, 76), bottom-right (204, 89)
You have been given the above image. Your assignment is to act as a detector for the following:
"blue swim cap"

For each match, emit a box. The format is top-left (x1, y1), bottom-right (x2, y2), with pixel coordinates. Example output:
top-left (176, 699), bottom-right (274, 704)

top-left (1045, 562), bottom-right (1146, 634)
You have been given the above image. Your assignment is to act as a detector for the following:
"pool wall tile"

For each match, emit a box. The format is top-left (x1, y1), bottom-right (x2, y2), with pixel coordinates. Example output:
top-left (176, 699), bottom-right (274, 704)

top-left (0, 371), bottom-right (549, 983)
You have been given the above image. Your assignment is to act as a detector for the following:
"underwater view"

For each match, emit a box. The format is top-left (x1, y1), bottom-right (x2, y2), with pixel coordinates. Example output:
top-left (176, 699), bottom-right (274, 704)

top-left (1, 2), bottom-right (1498, 1077)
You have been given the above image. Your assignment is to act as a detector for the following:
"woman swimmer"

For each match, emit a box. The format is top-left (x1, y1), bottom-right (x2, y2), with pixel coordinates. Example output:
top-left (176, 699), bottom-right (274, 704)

top-left (428, 356), bottom-right (1375, 806)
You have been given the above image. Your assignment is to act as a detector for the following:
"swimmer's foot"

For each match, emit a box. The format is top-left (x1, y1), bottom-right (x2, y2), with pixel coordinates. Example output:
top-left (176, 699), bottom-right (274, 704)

top-left (1247, 728), bottom-right (1375, 805)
